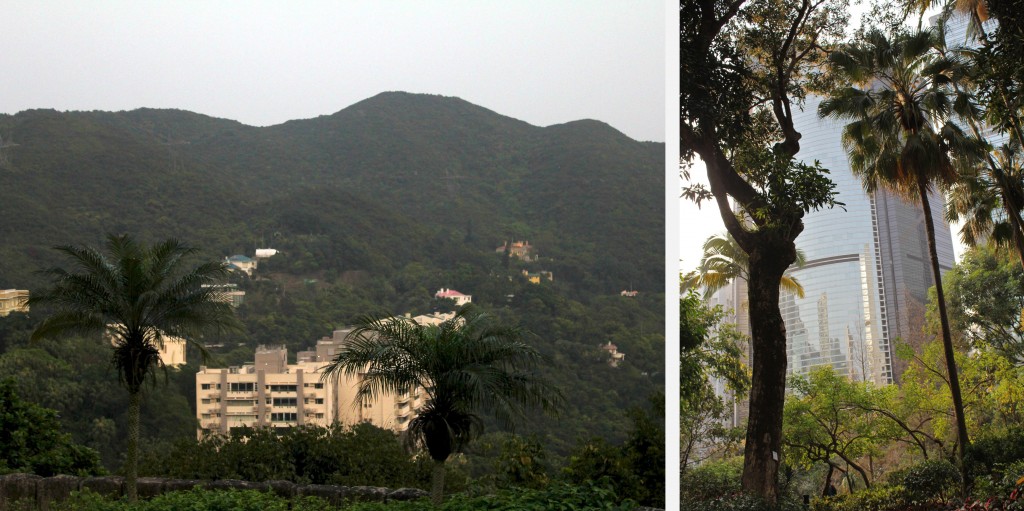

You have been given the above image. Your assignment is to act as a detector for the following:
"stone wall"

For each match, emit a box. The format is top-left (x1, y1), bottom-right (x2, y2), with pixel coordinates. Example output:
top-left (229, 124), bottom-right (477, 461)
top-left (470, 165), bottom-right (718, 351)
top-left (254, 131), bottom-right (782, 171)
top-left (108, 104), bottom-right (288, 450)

top-left (0, 473), bottom-right (429, 510)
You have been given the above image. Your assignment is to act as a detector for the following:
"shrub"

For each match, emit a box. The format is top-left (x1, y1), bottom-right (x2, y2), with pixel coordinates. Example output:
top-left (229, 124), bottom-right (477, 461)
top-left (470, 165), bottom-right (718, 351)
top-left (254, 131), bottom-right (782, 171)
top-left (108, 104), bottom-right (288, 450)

top-left (897, 459), bottom-right (961, 505)
top-left (967, 427), bottom-right (1024, 478)
top-left (809, 484), bottom-right (907, 511)
top-left (348, 482), bottom-right (634, 510)
top-left (51, 488), bottom-right (335, 511)
top-left (679, 492), bottom-right (805, 511)
top-left (680, 458), bottom-right (743, 501)
top-left (961, 462), bottom-right (1024, 511)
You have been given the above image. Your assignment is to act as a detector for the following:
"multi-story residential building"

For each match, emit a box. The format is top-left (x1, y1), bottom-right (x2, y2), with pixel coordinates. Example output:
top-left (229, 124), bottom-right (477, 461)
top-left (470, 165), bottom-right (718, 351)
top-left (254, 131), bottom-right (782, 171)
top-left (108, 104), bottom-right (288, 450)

top-left (0, 289), bottom-right (29, 316)
top-left (196, 326), bottom-right (427, 437)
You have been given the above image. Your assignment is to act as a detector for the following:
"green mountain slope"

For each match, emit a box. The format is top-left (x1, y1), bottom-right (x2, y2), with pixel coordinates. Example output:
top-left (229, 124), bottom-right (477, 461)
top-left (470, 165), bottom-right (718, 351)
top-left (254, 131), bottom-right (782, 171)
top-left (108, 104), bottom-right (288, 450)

top-left (0, 92), bottom-right (662, 293)
top-left (0, 92), bottom-right (664, 461)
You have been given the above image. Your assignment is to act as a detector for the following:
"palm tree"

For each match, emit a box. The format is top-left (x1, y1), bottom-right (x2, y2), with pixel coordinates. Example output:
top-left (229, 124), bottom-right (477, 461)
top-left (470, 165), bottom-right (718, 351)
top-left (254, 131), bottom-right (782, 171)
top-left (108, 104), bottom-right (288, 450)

top-left (818, 28), bottom-right (983, 469)
top-left (682, 232), bottom-right (807, 299)
top-left (947, 139), bottom-right (1024, 268)
top-left (28, 235), bottom-right (240, 501)
top-left (322, 306), bottom-right (559, 505)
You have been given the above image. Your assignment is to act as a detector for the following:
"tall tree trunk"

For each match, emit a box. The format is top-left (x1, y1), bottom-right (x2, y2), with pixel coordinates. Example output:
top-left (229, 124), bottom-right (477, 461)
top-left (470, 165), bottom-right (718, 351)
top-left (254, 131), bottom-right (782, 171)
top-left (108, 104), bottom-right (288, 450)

top-left (126, 390), bottom-right (141, 502)
top-left (821, 464), bottom-right (835, 497)
top-left (431, 459), bottom-right (446, 506)
top-left (740, 242), bottom-right (794, 503)
top-left (917, 177), bottom-right (971, 472)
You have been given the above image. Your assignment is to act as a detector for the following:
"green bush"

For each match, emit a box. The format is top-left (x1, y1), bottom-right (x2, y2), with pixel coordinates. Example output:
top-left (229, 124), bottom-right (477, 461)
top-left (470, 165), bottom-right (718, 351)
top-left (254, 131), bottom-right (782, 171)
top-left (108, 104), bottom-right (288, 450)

top-left (897, 459), bottom-right (961, 505)
top-left (969, 459), bottom-right (1024, 507)
top-left (680, 458), bottom-right (743, 501)
top-left (51, 488), bottom-right (335, 511)
top-left (968, 427), bottom-right (1024, 479)
top-left (137, 423), bottom-right (435, 489)
top-left (0, 378), bottom-right (104, 477)
top-left (46, 484), bottom-right (631, 511)
top-left (809, 484), bottom-right (907, 511)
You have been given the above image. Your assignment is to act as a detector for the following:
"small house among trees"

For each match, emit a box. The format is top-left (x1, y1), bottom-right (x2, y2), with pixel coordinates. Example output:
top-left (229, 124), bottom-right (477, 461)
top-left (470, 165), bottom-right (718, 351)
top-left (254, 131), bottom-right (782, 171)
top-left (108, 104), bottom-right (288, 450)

top-left (496, 240), bottom-right (538, 262)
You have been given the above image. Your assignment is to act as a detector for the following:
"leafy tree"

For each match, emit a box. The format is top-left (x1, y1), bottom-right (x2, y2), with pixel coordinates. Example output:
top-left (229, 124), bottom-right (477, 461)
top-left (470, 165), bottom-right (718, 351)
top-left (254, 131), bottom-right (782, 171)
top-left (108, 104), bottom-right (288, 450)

top-left (322, 305), bottom-right (559, 505)
top-left (682, 232), bottom-right (807, 298)
top-left (943, 244), bottom-right (1024, 363)
top-left (0, 378), bottom-right (103, 476)
top-left (561, 393), bottom-right (667, 511)
top-left (783, 367), bottom-right (887, 494)
top-left (682, 0), bottom-right (847, 499)
top-left (27, 234), bottom-right (241, 501)
top-left (680, 291), bottom-right (748, 472)
top-left (819, 28), bottom-right (983, 471)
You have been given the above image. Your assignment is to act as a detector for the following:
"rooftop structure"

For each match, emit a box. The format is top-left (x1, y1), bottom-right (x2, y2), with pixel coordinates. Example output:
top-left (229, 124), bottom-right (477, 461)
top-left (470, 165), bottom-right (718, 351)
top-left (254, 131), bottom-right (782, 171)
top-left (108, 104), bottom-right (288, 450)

top-left (434, 288), bottom-right (472, 306)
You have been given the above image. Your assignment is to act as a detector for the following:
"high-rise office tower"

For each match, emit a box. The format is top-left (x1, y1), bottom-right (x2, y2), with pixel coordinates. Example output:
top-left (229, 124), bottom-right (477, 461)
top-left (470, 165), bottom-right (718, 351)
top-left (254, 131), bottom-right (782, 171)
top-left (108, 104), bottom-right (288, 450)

top-left (788, 94), bottom-right (955, 385)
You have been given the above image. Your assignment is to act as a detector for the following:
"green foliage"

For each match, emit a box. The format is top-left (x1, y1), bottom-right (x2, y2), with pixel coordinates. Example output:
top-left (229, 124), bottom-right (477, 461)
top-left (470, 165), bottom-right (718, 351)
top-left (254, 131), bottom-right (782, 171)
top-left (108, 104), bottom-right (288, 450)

top-left (967, 427), bottom-right (1024, 484)
top-left (783, 367), bottom-right (889, 488)
top-left (681, 464), bottom-right (806, 511)
top-left (810, 485), bottom-right (908, 511)
top-left (969, 459), bottom-right (1024, 505)
top-left (680, 292), bottom-right (748, 471)
top-left (47, 484), bottom-right (632, 511)
top-left (487, 434), bottom-right (551, 490)
top-left (52, 488), bottom-right (335, 511)
top-left (896, 459), bottom-right (962, 505)
top-left (942, 245), bottom-right (1024, 363)
top-left (138, 423), bottom-right (436, 489)
top-left (560, 392), bottom-right (663, 507)
top-left (0, 378), bottom-right (103, 477)
top-left (680, 458), bottom-right (744, 502)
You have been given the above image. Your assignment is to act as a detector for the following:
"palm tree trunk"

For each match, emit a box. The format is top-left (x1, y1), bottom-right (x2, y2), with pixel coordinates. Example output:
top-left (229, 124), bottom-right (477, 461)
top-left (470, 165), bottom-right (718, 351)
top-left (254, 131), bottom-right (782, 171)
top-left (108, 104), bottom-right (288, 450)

top-left (740, 242), bottom-right (793, 504)
top-left (996, 176), bottom-right (1024, 269)
top-left (126, 390), bottom-right (141, 502)
top-left (917, 177), bottom-right (971, 473)
top-left (430, 459), bottom-right (446, 506)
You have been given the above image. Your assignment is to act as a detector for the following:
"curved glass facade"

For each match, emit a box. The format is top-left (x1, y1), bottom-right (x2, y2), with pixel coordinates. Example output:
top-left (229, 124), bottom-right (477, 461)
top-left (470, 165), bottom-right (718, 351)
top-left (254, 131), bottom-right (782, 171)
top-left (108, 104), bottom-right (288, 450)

top-left (782, 95), bottom-right (955, 385)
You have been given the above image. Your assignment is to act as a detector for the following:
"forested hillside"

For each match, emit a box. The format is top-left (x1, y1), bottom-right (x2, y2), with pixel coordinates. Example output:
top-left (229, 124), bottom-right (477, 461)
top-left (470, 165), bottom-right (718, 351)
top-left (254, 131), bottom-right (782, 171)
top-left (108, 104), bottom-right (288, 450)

top-left (0, 92), bottom-right (663, 466)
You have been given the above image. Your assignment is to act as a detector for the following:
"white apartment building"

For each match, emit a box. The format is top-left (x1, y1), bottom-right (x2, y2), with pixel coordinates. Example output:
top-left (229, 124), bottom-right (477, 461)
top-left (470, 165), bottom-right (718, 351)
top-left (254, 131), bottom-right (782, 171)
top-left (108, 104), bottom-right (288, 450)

top-left (196, 326), bottom-right (427, 437)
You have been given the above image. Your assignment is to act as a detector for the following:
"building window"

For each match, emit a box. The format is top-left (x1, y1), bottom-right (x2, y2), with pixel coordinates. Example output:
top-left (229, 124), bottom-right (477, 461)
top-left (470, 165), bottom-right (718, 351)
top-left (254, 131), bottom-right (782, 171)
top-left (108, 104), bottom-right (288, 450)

top-left (229, 382), bottom-right (255, 392)
top-left (315, 398), bottom-right (324, 405)
top-left (314, 383), bottom-right (324, 389)
top-left (269, 385), bottom-right (297, 393)
top-left (271, 412), bottom-right (297, 422)
top-left (273, 397), bottom-right (297, 407)
top-left (201, 383), bottom-right (221, 390)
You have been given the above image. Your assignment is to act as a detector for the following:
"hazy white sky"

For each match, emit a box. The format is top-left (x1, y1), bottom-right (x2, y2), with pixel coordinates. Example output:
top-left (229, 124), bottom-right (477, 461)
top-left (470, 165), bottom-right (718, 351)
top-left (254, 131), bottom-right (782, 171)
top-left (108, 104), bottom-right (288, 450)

top-left (1, 1), bottom-right (665, 142)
